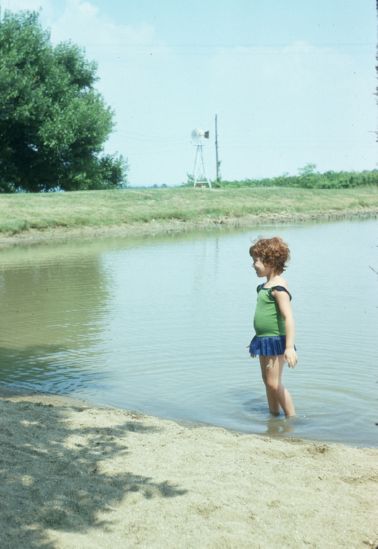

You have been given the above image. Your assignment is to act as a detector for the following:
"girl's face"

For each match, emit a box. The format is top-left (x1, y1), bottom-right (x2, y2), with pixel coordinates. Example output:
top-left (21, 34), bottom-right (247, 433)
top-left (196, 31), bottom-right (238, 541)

top-left (252, 256), bottom-right (272, 277)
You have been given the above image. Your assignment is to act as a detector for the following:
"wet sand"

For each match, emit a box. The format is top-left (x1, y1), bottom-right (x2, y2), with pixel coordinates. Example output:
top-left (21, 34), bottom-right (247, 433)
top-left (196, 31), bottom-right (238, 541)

top-left (0, 389), bottom-right (377, 548)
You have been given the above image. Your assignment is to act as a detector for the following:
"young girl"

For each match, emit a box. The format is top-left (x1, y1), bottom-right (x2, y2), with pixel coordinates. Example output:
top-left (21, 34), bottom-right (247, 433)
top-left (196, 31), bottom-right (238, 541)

top-left (249, 236), bottom-right (297, 417)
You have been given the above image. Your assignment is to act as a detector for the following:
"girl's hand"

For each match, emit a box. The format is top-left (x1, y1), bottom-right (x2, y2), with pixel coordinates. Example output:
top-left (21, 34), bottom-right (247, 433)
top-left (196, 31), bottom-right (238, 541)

top-left (284, 348), bottom-right (297, 368)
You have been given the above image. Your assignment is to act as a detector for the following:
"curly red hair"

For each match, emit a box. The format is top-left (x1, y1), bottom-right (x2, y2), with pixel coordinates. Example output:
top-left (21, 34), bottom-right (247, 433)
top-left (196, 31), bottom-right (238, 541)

top-left (249, 236), bottom-right (290, 274)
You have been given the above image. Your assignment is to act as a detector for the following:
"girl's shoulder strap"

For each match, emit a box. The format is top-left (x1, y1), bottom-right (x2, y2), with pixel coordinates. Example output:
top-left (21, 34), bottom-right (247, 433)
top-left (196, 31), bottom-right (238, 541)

top-left (269, 285), bottom-right (292, 300)
top-left (256, 283), bottom-right (264, 293)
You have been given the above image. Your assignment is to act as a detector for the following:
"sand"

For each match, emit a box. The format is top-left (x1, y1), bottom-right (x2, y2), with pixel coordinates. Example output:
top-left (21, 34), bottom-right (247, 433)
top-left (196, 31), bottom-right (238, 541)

top-left (0, 389), bottom-right (377, 549)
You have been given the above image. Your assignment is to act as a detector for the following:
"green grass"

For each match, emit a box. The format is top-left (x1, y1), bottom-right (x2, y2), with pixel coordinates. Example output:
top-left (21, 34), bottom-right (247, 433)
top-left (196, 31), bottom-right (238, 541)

top-left (0, 186), bottom-right (377, 237)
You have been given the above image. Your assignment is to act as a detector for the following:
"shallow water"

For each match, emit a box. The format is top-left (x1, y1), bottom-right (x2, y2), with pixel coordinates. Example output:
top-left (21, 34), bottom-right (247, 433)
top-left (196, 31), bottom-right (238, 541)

top-left (0, 219), bottom-right (377, 447)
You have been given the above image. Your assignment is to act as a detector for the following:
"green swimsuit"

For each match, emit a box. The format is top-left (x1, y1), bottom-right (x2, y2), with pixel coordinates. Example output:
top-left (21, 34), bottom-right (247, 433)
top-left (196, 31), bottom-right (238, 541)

top-left (249, 284), bottom-right (292, 357)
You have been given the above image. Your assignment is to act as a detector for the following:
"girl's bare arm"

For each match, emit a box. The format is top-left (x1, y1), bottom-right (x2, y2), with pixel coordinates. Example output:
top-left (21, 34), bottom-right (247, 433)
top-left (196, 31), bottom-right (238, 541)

top-left (272, 290), bottom-right (298, 368)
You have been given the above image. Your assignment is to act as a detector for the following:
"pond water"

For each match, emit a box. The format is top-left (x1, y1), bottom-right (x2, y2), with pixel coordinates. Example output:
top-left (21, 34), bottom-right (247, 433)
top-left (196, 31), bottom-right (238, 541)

top-left (0, 219), bottom-right (377, 447)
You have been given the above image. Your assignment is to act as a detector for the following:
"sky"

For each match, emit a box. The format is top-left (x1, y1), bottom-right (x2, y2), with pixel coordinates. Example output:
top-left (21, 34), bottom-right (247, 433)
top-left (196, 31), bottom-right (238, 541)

top-left (1, 0), bottom-right (377, 186)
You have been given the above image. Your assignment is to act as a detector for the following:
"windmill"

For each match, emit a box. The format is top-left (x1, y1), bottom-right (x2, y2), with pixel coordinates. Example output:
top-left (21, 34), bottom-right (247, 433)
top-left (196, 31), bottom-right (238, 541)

top-left (191, 128), bottom-right (212, 188)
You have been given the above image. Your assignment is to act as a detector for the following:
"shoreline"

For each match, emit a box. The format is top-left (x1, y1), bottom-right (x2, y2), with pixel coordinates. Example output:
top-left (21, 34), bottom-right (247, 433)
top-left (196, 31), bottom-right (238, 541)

top-left (0, 386), bottom-right (377, 548)
top-left (0, 207), bottom-right (377, 248)
top-left (0, 383), bottom-right (376, 450)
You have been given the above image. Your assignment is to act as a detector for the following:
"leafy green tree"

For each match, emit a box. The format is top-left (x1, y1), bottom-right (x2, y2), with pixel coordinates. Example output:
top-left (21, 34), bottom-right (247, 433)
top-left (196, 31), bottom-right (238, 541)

top-left (0, 10), bottom-right (127, 192)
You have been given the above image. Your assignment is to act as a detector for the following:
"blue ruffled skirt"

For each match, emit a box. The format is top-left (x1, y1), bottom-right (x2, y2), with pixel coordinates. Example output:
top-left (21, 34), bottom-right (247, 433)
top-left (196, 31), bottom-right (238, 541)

top-left (249, 335), bottom-right (287, 357)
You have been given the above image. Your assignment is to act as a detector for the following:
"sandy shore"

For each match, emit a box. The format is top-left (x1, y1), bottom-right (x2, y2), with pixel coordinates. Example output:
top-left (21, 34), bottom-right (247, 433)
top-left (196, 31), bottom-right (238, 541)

top-left (0, 389), bottom-right (377, 549)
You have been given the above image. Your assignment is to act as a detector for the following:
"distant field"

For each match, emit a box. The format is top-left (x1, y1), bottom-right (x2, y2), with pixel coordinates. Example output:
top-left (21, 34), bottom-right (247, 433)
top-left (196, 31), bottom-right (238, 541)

top-left (0, 186), bottom-right (377, 243)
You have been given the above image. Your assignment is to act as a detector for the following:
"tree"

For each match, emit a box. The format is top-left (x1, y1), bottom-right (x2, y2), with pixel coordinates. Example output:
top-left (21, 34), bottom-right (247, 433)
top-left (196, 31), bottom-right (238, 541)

top-left (298, 163), bottom-right (317, 177)
top-left (0, 10), bottom-right (127, 192)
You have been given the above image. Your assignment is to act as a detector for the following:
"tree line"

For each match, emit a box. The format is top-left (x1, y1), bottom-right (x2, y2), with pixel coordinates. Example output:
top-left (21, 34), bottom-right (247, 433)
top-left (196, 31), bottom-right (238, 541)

top-left (212, 166), bottom-right (378, 189)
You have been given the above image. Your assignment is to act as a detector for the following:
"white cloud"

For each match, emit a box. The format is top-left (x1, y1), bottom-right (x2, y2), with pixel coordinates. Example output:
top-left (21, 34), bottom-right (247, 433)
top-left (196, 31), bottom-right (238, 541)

top-left (48, 0), bottom-right (162, 53)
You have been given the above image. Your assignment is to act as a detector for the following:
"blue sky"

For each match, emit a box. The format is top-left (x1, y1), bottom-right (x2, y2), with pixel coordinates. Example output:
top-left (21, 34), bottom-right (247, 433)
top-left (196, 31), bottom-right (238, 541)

top-left (2, 0), bottom-right (377, 185)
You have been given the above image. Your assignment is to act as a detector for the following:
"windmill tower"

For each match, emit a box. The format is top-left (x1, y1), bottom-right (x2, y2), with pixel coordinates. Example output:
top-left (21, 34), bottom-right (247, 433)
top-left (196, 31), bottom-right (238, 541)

top-left (191, 128), bottom-right (211, 188)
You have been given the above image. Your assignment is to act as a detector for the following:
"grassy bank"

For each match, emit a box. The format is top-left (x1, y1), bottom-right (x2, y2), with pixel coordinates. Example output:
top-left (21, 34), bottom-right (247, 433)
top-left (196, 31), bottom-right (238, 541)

top-left (0, 186), bottom-right (377, 244)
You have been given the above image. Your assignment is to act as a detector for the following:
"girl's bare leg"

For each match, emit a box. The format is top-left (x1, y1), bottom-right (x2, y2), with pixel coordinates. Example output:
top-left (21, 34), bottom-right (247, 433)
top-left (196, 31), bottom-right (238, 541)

top-left (259, 356), bottom-right (280, 415)
top-left (259, 355), bottom-right (296, 417)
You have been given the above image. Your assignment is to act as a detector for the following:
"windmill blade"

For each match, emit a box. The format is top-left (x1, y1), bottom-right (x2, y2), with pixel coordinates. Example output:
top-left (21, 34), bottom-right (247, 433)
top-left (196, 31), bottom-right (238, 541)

top-left (191, 128), bottom-right (204, 142)
top-left (191, 128), bottom-right (210, 143)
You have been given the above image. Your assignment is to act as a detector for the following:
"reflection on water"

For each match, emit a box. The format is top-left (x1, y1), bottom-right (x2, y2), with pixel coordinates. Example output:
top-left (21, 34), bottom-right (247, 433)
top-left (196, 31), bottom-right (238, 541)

top-left (0, 219), bottom-right (377, 447)
top-left (0, 249), bottom-right (110, 393)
